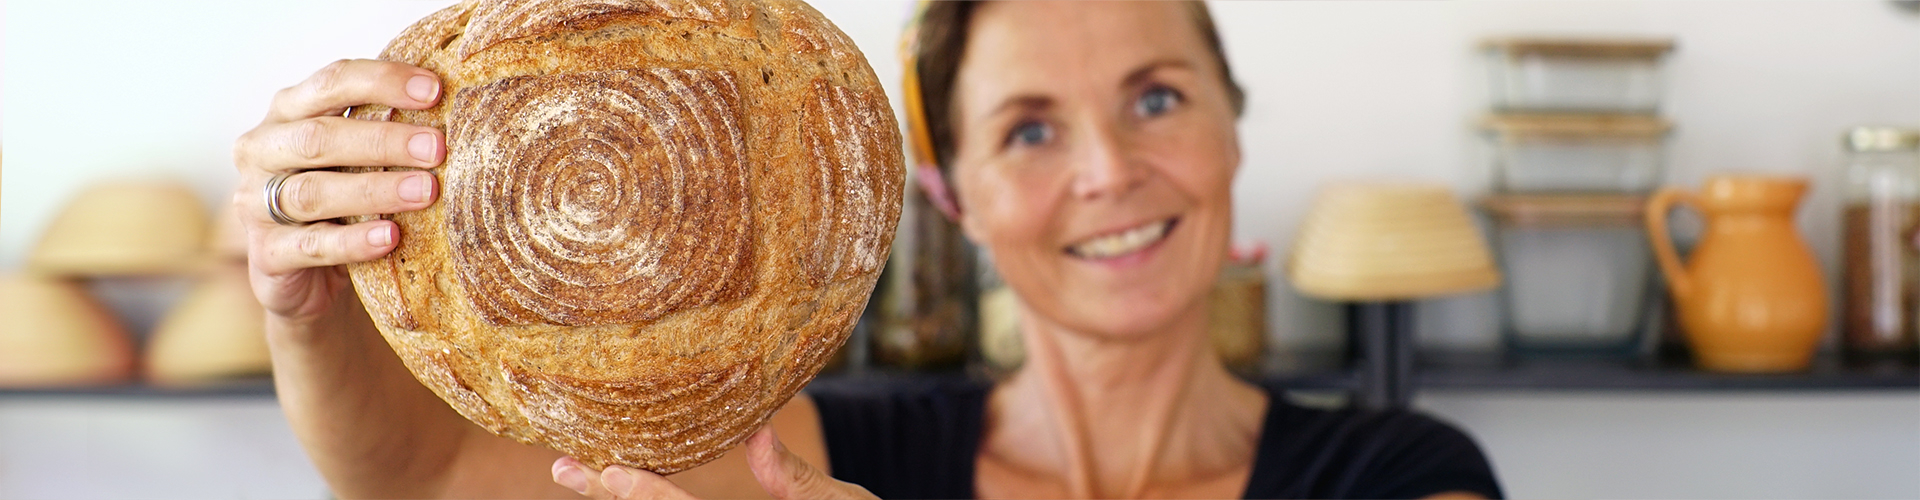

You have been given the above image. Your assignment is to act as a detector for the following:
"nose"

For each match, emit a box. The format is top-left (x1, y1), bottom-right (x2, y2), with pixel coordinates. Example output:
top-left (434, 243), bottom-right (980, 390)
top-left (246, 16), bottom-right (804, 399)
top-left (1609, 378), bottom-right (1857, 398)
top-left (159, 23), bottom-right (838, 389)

top-left (1068, 121), bottom-right (1147, 201)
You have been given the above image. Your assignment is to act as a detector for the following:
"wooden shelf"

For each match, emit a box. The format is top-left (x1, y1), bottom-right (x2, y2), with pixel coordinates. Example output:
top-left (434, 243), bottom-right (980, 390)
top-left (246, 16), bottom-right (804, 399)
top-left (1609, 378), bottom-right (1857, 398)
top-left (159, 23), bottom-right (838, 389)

top-left (1416, 352), bottom-right (1920, 391)
top-left (3, 353), bottom-right (1910, 401)
top-left (0, 377), bottom-right (276, 399)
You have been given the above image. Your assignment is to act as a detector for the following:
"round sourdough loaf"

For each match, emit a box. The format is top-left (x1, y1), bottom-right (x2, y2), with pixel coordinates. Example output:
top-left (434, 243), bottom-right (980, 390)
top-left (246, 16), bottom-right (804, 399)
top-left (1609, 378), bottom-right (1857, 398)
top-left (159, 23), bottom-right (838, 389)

top-left (343, 0), bottom-right (902, 473)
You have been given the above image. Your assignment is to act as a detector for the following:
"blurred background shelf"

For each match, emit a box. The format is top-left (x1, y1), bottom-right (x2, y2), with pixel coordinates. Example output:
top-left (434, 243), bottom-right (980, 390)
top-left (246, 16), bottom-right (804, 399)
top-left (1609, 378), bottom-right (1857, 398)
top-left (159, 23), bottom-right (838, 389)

top-left (4, 353), bottom-right (1912, 401)
top-left (807, 349), bottom-right (1919, 399)
top-left (0, 377), bottom-right (276, 399)
top-left (1417, 352), bottom-right (1920, 391)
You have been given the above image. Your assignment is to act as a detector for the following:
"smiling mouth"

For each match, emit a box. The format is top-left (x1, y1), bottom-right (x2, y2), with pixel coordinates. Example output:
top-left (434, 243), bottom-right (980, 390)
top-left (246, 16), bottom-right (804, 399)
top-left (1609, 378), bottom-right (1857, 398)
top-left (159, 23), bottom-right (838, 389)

top-left (1065, 217), bottom-right (1179, 259)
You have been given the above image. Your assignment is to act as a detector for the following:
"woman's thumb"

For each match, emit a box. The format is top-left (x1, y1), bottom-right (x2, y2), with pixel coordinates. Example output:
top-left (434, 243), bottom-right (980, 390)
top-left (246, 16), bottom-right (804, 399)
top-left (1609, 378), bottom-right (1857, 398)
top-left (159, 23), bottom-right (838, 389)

top-left (745, 427), bottom-right (875, 500)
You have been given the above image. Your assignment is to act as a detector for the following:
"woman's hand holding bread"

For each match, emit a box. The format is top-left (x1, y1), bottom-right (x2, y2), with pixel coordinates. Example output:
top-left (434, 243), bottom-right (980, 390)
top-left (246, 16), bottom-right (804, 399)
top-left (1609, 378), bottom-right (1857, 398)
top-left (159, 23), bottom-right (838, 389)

top-left (231, 59), bottom-right (444, 324)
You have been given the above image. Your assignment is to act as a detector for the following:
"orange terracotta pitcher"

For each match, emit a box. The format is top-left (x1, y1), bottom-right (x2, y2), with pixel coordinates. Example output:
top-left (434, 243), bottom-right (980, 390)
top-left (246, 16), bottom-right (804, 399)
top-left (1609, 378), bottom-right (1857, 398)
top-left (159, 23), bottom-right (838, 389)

top-left (1646, 175), bottom-right (1829, 373)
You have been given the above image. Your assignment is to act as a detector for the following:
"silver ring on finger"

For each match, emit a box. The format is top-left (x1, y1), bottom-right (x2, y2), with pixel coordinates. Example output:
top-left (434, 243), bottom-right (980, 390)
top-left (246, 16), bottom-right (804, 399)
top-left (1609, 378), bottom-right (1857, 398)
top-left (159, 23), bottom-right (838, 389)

top-left (263, 171), bottom-right (307, 226)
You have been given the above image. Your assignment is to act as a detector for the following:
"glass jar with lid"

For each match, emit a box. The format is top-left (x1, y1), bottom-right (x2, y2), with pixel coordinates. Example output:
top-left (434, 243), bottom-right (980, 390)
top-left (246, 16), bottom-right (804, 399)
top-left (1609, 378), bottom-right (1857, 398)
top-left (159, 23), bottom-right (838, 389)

top-left (1482, 194), bottom-right (1653, 355)
top-left (1840, 126), bottom-right (1920, 365)
top-left (1482, 114), bottom-right (1671, 194)
top-left (1481, 38), bottom-right (1675, 114)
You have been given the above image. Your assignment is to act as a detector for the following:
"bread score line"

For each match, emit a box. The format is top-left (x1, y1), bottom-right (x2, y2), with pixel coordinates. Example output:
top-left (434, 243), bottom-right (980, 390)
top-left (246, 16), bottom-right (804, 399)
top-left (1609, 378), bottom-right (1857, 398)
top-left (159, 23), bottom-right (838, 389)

top-left (342, 0), bottom-right (903, 473)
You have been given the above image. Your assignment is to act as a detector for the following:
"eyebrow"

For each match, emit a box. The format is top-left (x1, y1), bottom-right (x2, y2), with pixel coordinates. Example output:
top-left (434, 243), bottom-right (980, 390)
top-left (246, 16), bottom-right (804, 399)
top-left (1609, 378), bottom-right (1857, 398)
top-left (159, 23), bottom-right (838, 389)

top-left (1122, 58), bottom-right (1195, 89)
top-left (975, 59), bottom-right (1198, 122)
top-left (981, 95), bottom-right (1053, 123)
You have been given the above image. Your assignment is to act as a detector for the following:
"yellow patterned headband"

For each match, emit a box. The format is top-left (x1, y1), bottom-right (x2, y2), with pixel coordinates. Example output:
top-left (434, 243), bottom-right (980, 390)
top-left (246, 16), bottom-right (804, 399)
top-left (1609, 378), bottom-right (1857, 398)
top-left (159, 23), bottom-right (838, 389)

top-left (899, 0), bottom-right (937, 170)
top-left (898, 0), bottom-right (961, 219)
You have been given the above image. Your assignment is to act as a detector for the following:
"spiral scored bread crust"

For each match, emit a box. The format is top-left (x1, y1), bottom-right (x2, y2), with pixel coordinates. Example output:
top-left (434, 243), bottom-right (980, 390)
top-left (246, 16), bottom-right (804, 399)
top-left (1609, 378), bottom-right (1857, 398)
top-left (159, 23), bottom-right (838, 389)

top-left (343, 0), bottom-right (902, 473)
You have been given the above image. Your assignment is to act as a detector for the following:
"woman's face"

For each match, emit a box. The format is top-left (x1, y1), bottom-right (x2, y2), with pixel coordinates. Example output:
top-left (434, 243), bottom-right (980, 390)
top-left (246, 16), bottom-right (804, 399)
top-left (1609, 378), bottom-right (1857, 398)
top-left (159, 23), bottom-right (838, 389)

top-left (949, 1), bottom-right (1241, 340)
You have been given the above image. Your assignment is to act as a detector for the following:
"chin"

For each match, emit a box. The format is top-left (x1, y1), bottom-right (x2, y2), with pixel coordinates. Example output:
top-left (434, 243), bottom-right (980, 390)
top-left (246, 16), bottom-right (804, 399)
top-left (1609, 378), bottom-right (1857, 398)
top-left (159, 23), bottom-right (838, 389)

top-left (1068, 297), bottom-right (1195, 340)
top-left (1052, 261), bottom-right (1218, 342)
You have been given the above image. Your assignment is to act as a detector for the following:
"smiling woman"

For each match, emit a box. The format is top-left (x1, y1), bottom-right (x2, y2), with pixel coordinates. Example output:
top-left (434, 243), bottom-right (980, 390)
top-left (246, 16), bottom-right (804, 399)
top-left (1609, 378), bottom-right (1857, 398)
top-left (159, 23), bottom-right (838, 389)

top-left (936, 1), bottom-right (1244, 347)
top-left (796, 2), bottom-right (1504, 499)
top-left (225, 0), bottom-right (1501, 499)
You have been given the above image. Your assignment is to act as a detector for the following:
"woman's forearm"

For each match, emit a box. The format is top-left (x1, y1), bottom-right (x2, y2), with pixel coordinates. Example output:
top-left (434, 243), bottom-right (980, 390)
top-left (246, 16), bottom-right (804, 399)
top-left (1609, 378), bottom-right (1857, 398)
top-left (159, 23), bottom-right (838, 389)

top-left (269, 289), bottom-right (471, 498)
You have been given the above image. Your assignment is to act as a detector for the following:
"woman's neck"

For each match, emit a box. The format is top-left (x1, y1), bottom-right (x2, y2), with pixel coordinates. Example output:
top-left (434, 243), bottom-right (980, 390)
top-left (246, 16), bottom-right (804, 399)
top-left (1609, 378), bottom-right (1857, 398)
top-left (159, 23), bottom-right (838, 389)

top-left (981, 301), bottom-right (1267, 499)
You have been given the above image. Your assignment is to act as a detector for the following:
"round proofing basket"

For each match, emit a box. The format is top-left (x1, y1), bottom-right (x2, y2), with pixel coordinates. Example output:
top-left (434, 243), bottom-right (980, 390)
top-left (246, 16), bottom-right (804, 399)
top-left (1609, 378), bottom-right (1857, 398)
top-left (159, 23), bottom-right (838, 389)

top-left (0, 274), bottom-right (137, 387)
top-left (146, 264), bottom-right (271, 385)
top-left (207, 204), bottom-right (251, 262)
top-left (1289, 183), bottom-right (1501, 301)
top-left (30, 181), bottom-right (211, 276)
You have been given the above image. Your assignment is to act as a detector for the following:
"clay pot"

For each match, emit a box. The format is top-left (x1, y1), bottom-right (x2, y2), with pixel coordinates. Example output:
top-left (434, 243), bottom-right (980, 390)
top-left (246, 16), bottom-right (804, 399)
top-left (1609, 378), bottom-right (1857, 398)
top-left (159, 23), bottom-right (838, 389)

top-left (1208, 263), bottom-right (1268, 374)
top-left (1648, 175), bottom-right (1829, 373)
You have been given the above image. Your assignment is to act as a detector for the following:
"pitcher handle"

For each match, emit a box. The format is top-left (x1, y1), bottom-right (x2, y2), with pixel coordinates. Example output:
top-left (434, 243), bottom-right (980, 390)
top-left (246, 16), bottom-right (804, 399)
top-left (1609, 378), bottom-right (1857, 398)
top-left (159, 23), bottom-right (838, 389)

top-left (1646, 188), bottom-right (1697, 299)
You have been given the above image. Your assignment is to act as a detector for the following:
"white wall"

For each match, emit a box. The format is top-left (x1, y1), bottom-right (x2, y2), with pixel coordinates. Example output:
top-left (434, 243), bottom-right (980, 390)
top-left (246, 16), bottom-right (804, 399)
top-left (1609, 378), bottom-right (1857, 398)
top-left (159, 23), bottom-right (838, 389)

top-left (0, 398), bottom-right (328, 500)
top-left (1221, 0), bottom-right (1920, 352)
top-left (3, 1), bottom-right (1917, 498)
top-left (1420, 391), bottom-right (1920, 499)
top-left (8, 0), bottom-right (1920, 349)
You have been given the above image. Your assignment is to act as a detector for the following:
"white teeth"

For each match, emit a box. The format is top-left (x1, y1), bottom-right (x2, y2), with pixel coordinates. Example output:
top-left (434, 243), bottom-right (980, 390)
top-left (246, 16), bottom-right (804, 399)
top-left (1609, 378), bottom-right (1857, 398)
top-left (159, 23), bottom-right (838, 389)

top-left (1068, 220), bottom-right (1171, 259)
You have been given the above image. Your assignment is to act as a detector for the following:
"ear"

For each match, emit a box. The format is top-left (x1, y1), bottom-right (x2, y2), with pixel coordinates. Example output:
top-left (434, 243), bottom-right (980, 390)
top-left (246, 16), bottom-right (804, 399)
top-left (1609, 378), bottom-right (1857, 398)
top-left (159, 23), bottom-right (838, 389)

top-left (913, 164), bottom-right (962, 221)
top-left (914, 163), bottom-right (991, 246)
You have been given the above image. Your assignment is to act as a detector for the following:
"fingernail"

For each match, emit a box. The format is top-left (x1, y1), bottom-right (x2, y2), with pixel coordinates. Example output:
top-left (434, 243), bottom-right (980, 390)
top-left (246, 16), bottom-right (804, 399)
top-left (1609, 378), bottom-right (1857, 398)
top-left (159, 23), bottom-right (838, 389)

top-left (367, 225), bottom-right (393, 247)
top-left (553, 465), bottom-right (588, 495)
top-left (399, 173), bottom-right (432, 203)
top-left (406, 75), bottom-right (437, 103)
top-left (408, 132), bottom-right (437, 163)
top-left (602, 467), bottom-right (635, 496)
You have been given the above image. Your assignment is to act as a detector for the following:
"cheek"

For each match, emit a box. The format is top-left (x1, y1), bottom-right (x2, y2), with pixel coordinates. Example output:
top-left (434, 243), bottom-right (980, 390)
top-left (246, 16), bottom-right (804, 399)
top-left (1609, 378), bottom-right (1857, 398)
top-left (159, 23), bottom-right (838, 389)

top-left (956, 165), bottom-right (1053, 250)
top-left (1155, 124), bottom-right (1239, 207)
top-left (1193, 127), bottom-right (1241, 204)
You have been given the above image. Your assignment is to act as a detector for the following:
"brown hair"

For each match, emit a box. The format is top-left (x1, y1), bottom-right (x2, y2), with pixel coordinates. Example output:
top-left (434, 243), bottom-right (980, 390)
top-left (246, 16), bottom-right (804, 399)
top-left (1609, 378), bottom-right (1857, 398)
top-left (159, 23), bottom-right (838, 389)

top-left (911, 1), bottom-right (1246, 169)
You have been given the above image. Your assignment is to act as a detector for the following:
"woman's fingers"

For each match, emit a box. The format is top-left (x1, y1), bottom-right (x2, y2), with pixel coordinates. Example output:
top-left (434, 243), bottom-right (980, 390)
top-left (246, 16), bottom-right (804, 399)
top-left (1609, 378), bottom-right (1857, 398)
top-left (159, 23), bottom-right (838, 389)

top-left (746, 427), bottom-right (878, 500)
top-left (253, 220), bottom-right (401, 275)
top-left (260, 170), bottom-right (437, 225)
top-left (266, 59), bottom-right (441, 124)
top-left (236, 117), bottom-right (444, 172)
top-left (601, 466), bottom-right (699, 500)
top-left (228, 59), bottom-right (442, 324)
top-left (552, 457), bottom-right (698, 500)
top-left (546, 430), bottom-right (875, 500)
top-left (553, 458), bottom-right (593, 496)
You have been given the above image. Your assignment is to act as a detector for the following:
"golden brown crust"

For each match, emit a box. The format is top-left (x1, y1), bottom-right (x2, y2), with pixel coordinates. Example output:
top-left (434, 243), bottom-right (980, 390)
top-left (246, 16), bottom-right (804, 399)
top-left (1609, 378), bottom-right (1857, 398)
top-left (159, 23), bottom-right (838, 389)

top-left (458, 0), bottom-right (749, 61)
top-left (346, 0), bottom-right (900, 473)
top-left (444, 68), bottom-right (756, 327)
top-left (799, 80), bottom-right (898, 287)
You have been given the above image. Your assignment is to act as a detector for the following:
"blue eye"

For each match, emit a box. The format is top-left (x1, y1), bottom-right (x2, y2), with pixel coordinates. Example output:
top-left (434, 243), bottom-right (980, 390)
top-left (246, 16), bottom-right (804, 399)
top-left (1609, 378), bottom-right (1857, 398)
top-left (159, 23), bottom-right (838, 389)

top-left (1006, 121), bottom-right (1053, 148)
top-left (1135, 86), bottom-right (1182, 117)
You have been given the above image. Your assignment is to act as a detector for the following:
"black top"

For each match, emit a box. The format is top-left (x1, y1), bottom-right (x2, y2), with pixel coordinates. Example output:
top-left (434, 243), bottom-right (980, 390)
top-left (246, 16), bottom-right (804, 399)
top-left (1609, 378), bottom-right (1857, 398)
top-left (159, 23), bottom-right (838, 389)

top-left (807, 377), bottom-right (1503, 500)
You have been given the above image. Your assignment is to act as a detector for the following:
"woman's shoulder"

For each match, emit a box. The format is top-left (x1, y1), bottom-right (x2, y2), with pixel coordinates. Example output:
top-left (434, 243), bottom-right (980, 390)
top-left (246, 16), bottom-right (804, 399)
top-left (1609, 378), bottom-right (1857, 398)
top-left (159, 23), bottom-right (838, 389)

top-left (803, 375), bottom-right (992, 499)
top-left (1244, 385), bottom-right (1505, 499)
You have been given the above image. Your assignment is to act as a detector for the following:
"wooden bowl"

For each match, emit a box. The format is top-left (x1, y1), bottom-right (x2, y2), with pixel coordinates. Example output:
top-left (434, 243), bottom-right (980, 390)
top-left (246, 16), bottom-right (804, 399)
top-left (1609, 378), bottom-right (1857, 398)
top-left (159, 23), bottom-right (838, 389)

top-left (29, 181), bottom-right (210, 276)
top-left (206, 204), bottom-right (251, 262)
top-left (145, 264), bottom-right (270, 385)
top-left (0, 274), bottom-right (137, 387)
top-left (1290, 183), bottom-right (1501, 301)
